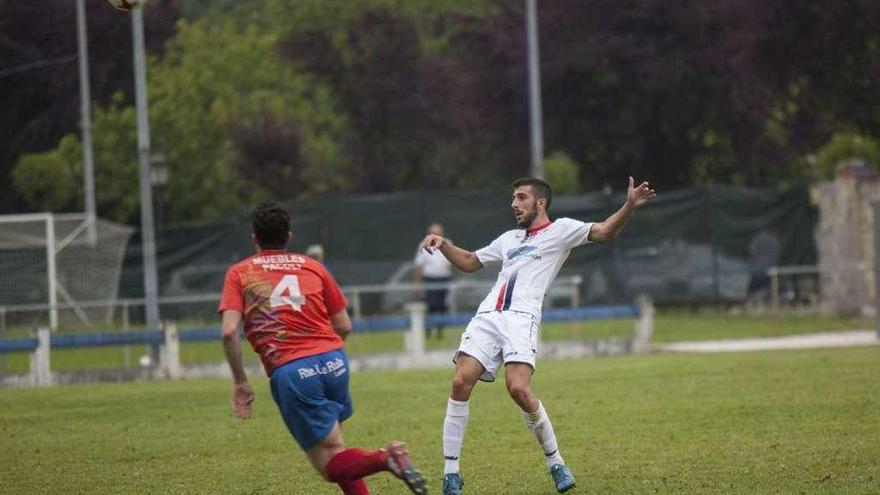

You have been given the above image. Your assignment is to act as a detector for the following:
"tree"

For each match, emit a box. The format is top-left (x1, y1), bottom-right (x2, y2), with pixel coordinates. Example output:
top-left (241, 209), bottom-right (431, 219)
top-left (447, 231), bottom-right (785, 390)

top-left (280, 4), bottom-right (517, 191)
top-left (14, 94), bottom-right (141, 223)
top-left (544, 151), bottom-right (580, 194)
top-left (12, 135), bottom-right (82, 213)
top-left (13, 20), bottom-right (353, 224)
top-left (6, 0), bottom-right (880, 217)
top-left (815, 133), bottom-right (880, 179)
top-left (0, 0), bottom-right (180, 213)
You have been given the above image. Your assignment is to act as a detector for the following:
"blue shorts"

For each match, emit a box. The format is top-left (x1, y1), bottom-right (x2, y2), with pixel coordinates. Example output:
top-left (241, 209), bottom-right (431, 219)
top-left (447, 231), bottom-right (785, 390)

top-left (269, 349), bottom-right (353, 451)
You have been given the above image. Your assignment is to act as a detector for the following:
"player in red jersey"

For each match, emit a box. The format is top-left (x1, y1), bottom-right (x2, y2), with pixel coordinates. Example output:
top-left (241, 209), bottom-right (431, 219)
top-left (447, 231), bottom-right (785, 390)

top-left (219, 201), bottom-right (428, 495)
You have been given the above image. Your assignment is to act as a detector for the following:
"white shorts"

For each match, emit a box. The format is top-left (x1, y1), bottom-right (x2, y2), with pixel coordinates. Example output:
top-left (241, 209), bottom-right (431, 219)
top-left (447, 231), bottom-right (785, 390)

top-left (454, 310), bottom-right (539, 382)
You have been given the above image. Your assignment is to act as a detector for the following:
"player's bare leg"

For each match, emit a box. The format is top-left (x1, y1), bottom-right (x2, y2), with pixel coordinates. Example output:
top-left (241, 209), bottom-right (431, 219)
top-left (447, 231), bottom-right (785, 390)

top-left (450, 354), bottom-right (483, 401)
top-left (505, 363), bottom-right (576, 493)
top-left (504, 362), bottom-right (539, 412)
top-left (316, 422), bottom-right (428, 495)
top-left (308, 422), bottom-right (346, 478)
top-left (442, 354), bottom-right (484, 494)
top-left (307, 423), bottom-right (367, 494)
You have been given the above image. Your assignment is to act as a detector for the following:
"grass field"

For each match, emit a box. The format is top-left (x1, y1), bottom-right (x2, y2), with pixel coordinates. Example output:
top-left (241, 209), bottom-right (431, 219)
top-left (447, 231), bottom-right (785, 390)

top-left (1, 346), bottom-right (878, 494)
top-left (0, 312), bottom-right (866, 375)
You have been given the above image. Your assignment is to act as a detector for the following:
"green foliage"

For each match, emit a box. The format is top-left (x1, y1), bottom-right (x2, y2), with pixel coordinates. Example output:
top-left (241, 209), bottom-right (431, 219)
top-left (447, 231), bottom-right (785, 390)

top-left (177, 0), bottom-right (253, 20)
top-left (0, 0), bottom-right (181, 214)
top-left (146, 21), bottom-right (352, 220)
top-left (91, 96), bottom-right (141, 223)
top-left (11, 135), bottom-right (82, 212)
top-left (265, 0), bottom-right (490, 37)
top-left (689, 128), bottom-right (739, 185)
top-left (24, 20), bottom-right (354, 224)
top-left (543, 151), bottom-right (581, 194)
top-left (8, 0), bottom-right (880, 217)
top-left (815, 132), bottom-right (880, 179)
top-left (15, 96), bottom-right (145, 223)
top-left (12, 97), bottom-right (142, 222)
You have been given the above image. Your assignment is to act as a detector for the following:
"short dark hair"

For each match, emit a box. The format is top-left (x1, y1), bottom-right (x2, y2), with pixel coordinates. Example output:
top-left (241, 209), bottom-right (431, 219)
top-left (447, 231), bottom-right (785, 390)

top-left (251, 201), bottom-right (290, 249)
top-left (512, 177), bottom-right (552, 210)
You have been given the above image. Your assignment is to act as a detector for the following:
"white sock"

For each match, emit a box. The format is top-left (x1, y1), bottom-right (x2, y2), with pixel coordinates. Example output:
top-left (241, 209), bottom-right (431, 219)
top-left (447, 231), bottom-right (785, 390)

top-left (522, 401), bottom-right (565, 468)
top-left (443, 398), bottom-right (469, 474)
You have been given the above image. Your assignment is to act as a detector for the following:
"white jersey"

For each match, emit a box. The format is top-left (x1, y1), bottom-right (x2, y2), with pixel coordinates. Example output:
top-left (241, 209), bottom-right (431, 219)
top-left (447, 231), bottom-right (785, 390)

top-left (414, 247), bottom-right (453, 278)
top-left (474, 218), bottom-right (593, 317)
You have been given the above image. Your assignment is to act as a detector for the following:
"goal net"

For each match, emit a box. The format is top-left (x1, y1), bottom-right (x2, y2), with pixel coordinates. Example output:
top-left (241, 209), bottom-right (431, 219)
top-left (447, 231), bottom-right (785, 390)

top-left (0, 213), bottom-right (133, 331)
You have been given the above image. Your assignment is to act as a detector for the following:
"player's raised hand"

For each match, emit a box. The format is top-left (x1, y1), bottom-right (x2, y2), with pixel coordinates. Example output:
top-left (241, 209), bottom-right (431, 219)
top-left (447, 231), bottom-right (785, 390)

top-left (626, 176), bottom-right (656, 208)
top-left (419, 234), bottom-right (447, 254)
top-left (231, 382), bottom-right (255, 419)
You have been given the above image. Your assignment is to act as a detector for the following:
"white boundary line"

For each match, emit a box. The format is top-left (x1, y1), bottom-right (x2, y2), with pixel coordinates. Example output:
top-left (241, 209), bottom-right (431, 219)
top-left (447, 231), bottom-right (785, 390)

top-left (658, 330), bottom-right (878, 353)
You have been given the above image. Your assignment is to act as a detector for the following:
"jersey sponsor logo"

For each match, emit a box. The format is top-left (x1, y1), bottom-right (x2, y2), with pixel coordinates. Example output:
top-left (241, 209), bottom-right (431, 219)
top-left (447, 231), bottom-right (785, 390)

top-left (505, 245), bottom-right (541, 261)
top-left (252, 254), bottom-right (306, 271)
top-left (297, 356), bottom-right (347, 379)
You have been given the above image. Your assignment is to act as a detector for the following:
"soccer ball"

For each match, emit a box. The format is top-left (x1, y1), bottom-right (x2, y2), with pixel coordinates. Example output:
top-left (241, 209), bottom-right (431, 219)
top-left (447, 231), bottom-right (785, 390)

top-left (106, 0), bottom-right (146, 11)
top-left (138, 354), bottom-right (153, 367)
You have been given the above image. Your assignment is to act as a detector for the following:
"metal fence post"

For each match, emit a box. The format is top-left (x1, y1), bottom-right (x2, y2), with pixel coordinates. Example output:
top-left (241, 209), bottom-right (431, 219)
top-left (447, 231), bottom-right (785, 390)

top-left (352, 288), bottom-right (362, 320)
top-left (122, 301), bottom-right (131, 369)
top-left (148, 303), bottom-right (161, 369)
top-left (633, 295), bottom-right (654, 353)
top-left (162, 320), bottom-right (182, 380)
top-left (570, 275), bottom-right (582, 308)
top-left (769, 268), bottom-right (780, 311)
top-left (404, 302), bottom-right (427, 357)
top-left (31, 327), bottom-right (52, 387)
top-left (448, 283), bottom-right (458, 314)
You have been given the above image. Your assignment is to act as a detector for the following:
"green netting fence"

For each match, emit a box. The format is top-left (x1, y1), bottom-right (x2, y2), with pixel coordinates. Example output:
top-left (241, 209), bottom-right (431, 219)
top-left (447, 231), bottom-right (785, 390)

top-left (117, 184), bottom-right (816, 315)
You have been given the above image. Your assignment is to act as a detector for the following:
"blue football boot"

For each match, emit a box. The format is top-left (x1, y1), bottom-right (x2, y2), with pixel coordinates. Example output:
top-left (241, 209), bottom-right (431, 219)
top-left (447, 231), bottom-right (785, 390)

top-left (442, 472), bottom-right (463, 495)
top-left (550, 464), bottom-right (576, 493)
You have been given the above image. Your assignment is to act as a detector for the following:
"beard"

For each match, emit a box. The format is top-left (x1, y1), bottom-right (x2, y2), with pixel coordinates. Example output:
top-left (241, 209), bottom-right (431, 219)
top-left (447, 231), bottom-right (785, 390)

top-left (516, 208), bottom-right (538, 228)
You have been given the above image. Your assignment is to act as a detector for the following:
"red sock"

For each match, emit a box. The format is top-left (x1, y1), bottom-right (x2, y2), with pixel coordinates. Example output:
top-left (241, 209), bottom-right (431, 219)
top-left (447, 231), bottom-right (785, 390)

top-left (325, 448), bottom-right (389, 482)
top-left (337, 478), bottom-right (369, 495)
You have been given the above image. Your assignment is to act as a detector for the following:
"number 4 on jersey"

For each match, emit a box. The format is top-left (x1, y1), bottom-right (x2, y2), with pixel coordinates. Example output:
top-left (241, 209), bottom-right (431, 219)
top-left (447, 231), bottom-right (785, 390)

top-left (270, 275), bottom-right (306, 311)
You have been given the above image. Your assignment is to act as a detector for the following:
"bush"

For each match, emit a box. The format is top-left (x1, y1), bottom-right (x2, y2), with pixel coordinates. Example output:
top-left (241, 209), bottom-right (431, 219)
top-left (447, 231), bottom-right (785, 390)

top-left (544, 151), bottom-right (581, 194)
top-left (12, 135), bottom-right (82, 212)
top-left (815, 133), bottom-right (880, 179)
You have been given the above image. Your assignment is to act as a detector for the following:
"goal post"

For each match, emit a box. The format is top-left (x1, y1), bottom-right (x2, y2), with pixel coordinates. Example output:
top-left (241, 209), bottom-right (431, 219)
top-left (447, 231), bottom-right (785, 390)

top-left (0, 213), bottom-right (133, 331)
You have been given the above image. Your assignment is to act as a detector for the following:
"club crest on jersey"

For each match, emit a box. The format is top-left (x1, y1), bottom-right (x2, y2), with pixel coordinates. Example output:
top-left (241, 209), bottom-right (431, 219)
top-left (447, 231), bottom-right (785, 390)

top-left (506, 245), bottom-right (540, 261)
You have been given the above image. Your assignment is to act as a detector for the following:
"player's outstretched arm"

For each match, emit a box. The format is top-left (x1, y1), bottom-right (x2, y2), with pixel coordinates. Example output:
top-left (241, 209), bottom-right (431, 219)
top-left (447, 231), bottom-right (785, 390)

top-left (419, 234), bottom-right (483, 273)
top-left (221, 310), bottom-right (254, 419)
top-left (589, 176), bottom-right (656, 242)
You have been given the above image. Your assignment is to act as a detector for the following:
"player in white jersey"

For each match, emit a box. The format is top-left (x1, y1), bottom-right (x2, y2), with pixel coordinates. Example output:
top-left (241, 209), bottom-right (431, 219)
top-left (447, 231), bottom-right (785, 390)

top-left (419, 177), bottom-right (656, 495)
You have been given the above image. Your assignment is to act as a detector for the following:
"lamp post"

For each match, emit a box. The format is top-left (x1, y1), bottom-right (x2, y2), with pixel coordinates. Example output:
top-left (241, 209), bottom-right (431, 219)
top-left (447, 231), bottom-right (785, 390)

top-left (150, 152), bottom-right (169, 228)
top-left (525, 0), bottom-right (544, 179)
top-left (75, 0), bottom-right (97, 242)
top-left (131, 7), bottom-right (161, 335)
